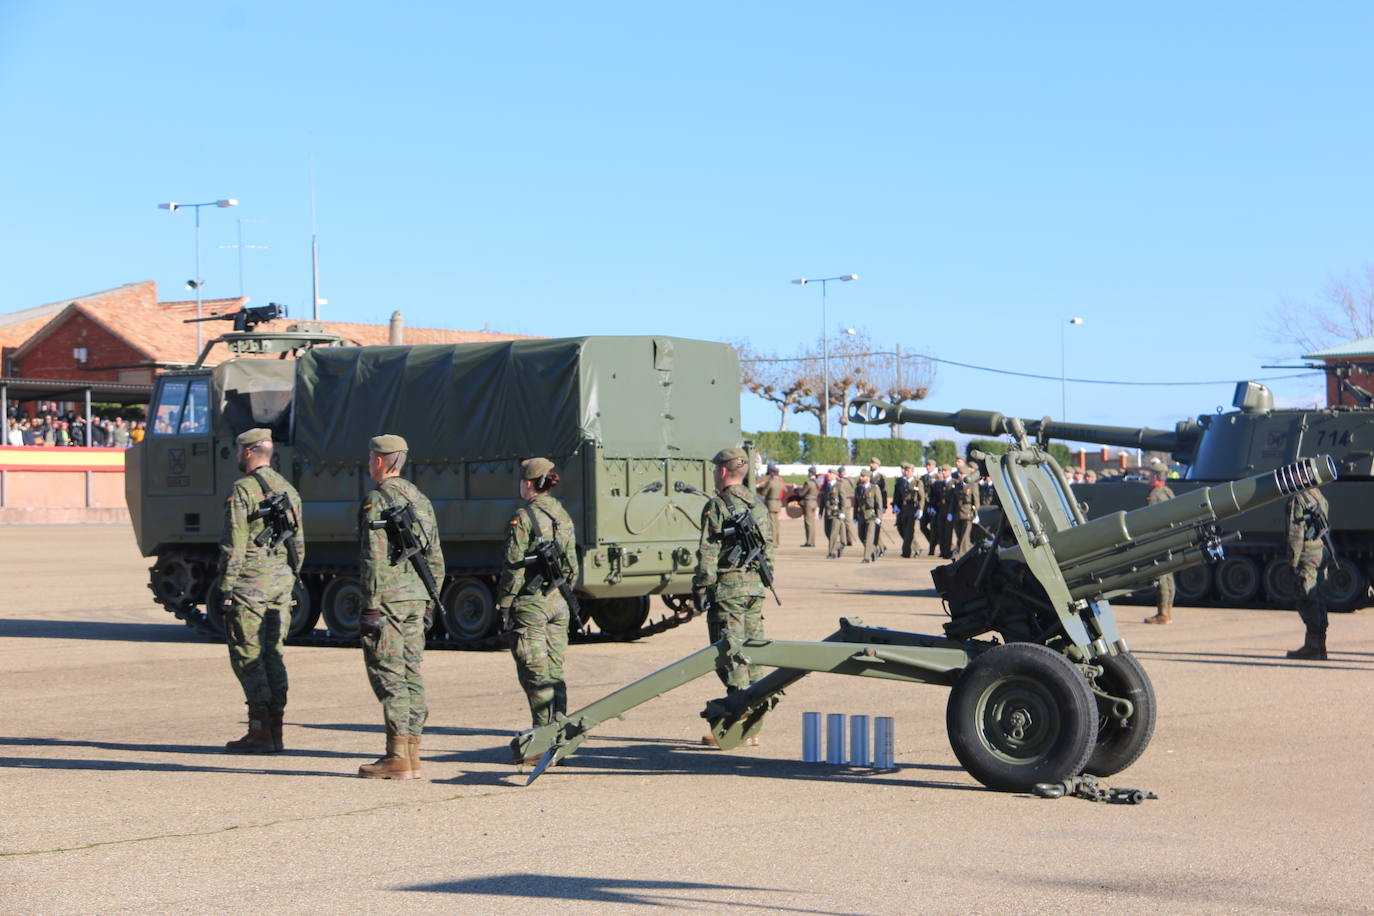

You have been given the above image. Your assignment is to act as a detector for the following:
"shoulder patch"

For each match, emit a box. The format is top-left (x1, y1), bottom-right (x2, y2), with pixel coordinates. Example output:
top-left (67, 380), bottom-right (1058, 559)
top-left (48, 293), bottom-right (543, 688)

top-left (363, 503), bottom-right (372, 510)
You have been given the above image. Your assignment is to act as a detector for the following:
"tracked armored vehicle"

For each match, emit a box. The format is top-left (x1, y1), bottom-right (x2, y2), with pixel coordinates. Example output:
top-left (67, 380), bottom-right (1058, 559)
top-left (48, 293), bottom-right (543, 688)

top-left (852, 381), bottom-right (1374, 610)
top-left (127, 330), bottom-right (742, 646)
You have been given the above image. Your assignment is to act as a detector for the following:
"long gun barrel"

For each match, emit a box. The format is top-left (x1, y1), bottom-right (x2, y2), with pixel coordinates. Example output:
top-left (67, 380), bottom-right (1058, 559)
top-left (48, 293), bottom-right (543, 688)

top-left (850, 399), bottom-right (1198, 460)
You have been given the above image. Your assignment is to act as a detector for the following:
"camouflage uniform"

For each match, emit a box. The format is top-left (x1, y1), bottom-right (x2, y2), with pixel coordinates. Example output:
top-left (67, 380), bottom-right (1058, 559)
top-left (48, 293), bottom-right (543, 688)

top-left (695, 483), bottom-right (774, 689)
top-left (855, 477), bottom-right (882, 562)
top-left (1143, 481), bottom-right (1176, 623)
top-left (499, 492), bottom-right (580, 727)
top-left (756, 473), bottom-right (786, 547)
top-left (360, 476), bottom-right (444, 738)
top-left (796, 474), bottom-right (821, 547)
top-left (218, 465), bottom-right (303, 723)
top-left (1286, 489), bottom-right (1330, 658)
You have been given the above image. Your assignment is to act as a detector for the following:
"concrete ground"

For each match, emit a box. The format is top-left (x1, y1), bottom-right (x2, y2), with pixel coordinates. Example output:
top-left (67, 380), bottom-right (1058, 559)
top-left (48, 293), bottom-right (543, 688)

top-left (2, 520), bottom-right (1372, 915)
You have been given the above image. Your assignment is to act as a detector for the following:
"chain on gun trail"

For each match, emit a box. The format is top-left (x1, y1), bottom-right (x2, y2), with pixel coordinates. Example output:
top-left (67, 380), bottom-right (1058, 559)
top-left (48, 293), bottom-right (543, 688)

top-left (1033, 775), bottom-right (1159, 804)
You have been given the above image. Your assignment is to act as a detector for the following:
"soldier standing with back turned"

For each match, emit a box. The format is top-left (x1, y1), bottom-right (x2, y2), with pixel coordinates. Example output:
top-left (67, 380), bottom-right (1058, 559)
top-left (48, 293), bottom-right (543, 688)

top-left (756, 463), bottom-right (786, 547)
top-left (1284, 488), bottom-right (1331, 660)
top-left (218, 428), bottom-right (303, 755)
top-left (693, 448), bottom-right (774, 738)
top-left (1142, 469), bottom-right (1177, 624)
top-left (357, 435), bottom-right (445, 779)
top-left (796, 466), bottom-right (821, 547)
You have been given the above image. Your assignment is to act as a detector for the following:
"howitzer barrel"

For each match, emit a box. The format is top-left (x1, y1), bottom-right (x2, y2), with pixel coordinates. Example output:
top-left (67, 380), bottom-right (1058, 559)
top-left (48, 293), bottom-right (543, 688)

top-left (849, 399), bottom-right (1190, 455)
top-left (1046, 456), bottom-right (1337, 599)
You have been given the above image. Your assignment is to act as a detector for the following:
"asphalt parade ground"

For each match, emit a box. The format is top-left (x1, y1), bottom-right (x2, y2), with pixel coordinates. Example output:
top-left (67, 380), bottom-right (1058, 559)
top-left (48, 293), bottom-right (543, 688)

top-left (3, 521), bottom-right (1373, 915)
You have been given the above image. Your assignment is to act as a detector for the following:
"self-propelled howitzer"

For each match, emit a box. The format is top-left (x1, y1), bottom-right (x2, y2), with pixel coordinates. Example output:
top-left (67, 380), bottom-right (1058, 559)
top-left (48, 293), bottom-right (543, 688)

top-left (510, 415), bottom-right (1336, 793)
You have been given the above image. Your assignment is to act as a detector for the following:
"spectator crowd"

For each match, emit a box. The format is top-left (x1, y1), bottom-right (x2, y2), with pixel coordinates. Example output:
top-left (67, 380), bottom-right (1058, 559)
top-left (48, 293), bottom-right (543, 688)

top-left (4, 404), bottom-right (146, 448)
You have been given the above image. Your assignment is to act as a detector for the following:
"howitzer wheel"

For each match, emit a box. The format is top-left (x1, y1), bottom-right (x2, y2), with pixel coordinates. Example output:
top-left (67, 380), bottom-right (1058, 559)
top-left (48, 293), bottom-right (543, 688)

top-left (945, 643), bottom-right (1096, 793)
top-left (440, 577), bottom-right (498, 640)
top-left (1318, 557), bottom-right (1366, 611)
top-left (587, 596), bottom-right (650, 639)
top-left (321, 576), bottom-right (367, 638)
top-left (1174, 564), bottom-right (1213, 605)
top-left (1083, 652), bottom-right (1156, 778)
top-left (1214, 555), bottom-right (1262, 605)
top-left (1262, 558), bottom-right (1297, 607)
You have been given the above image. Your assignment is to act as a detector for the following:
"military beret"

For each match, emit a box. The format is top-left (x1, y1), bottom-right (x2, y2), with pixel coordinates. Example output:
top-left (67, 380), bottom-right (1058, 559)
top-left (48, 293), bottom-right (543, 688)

top-left (521, 457), bottom-right (555, 480)
top-left (808, 465), bottom-right (818, 474)
top-left (711, 447), bottom-right (748, 465)
top-left (236, 428), bottom-right (272, 447)
top-left (766, 463), bottom-right (779, 473)
top-left (870, 457), bottom-right (880, 464)
top-left (859, 468), bottom-right (872, 478)
top-left (369, 434), bottom-right (408, 454)
top-left (900, 461), bottom-right (914, 470)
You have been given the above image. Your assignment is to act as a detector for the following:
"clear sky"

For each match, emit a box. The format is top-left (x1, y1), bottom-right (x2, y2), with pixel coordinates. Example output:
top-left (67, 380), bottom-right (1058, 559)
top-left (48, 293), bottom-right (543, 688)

top-left (3, 2), bottom-right (1370, 442)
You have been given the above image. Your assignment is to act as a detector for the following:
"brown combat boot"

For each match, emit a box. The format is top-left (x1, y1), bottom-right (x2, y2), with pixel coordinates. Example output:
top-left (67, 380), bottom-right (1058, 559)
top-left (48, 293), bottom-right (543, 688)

top-left (358, 734), bottom-right (416, 779)
top-left (225, 703), bottom-right (277, 754)
top-left (1143, 608), bottom-right (1173, 625)
top-left (1286, 628), bottom-right (1328, 661)
top-left (407, 735), bottom-right (423, 779)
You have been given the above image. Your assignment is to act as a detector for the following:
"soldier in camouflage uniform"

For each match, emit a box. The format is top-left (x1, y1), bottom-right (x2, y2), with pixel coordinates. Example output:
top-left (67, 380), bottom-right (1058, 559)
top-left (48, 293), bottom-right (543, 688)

top-left (218, 428), bottom-right (304, 755)
top-left (855, 468), bottom-right (883, 563)
top-left (1285, 488), bottom-right (1331, 660)
top-left (497, 457), bottom-right (580, 754)
top-left (1142, 470), bottom-right (1177, 624)
top-left (693, 447), bottom-right (775, 738)
top-left (357, 434), bottom-right (445, 779)
top-left (756, 463), bottom-right (786, 547)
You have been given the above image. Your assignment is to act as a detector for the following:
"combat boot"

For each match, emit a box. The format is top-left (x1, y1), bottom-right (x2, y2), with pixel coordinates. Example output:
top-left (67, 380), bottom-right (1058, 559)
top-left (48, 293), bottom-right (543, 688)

top-left (1286, 628), bottom-right (1328, 661)
top-left (358, 734), bottom-right (416, 779)
top-left (1143, 608), bottom-right (1172, 625)
top-left (407, 735), bottom-right (423, 778)
top-left (225, 703), bottom-right (277, 754)
top-left (268, 708), bottom-right (285, 753)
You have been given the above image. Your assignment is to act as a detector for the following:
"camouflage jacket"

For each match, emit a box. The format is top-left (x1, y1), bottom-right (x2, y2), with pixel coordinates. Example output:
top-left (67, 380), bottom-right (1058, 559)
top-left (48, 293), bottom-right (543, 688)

top-left (693, 484), bottom-right (774, 590)
top-left (497, 493), bottom-right (579, 606)
top-left (1146, 483), bottom-right (1175, 506)
top-left (218, 466), bottom-right (303, 593)
top-left (1286, 489), bottom-right (1330, 563)
top-left (359, 476), bottom-right (445, 606)
top-left (855, 481), bottom-right (882, 521)
top-left (757, 475), bottom-right (786, 510)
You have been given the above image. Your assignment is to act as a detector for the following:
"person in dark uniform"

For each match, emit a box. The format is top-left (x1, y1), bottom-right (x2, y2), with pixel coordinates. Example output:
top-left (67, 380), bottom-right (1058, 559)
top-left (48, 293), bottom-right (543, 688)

top-left (893, 462), bottom-right (924, 558)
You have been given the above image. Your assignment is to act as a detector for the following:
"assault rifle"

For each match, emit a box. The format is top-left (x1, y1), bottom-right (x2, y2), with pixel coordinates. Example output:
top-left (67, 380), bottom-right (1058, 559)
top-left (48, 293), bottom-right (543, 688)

top-left (248, 471), bottom-right (300, 571)
top-left (1299, 497), bottom-right (1338, 568)
top-left (368, 502), bottom-right (447, 616)
top-left (517, 507), bottom-right (583, 629)
top-left (721, 505), bottom-right (781, 606)
top-left (183, 302), bottom-right (285, 332)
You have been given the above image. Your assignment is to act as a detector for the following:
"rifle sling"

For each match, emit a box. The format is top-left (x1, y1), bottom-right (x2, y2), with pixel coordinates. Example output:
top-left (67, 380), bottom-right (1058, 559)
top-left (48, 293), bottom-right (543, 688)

top-left (251, 469), bottom-right (299, 570)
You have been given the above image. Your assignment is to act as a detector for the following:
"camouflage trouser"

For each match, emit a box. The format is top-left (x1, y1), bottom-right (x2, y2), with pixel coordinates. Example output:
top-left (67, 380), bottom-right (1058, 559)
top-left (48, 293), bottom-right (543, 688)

top-left (1293, 543), bottom-right (1327, 631)
top-left (362, 599), bottom-right (427, 736)
top-left (707, 575), bottom-right (765, 690)
top-left (511, 592), bottom-right (569, 728)
top-left (858, 517), bottom-right (878, 560)
top-left (826, 515), bottom-right (846, 556)
top-left (226, 577), bottom-right (291, 710)
top-left (1156, 573), bottom-right (1175, 611)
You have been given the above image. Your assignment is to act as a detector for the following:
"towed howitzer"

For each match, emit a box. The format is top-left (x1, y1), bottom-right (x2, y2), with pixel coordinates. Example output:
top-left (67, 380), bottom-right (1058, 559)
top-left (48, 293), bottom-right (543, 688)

top-left (367, 502), bottom-right (447, 618)
top-left (183, 302), bottom-right (286, 333)
top-left (511, 414), bottom-right (1337, 792)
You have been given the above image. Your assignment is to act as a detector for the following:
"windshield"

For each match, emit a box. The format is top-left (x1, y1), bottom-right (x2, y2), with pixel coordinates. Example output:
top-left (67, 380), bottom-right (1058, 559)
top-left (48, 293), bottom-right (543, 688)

top-left (151, 378), bottom-right (210, 436)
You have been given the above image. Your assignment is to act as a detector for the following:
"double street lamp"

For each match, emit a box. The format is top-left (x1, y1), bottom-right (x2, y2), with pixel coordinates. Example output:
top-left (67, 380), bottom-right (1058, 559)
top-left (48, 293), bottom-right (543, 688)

top-left (792, 274), bottom-right (858, 436)
top-left (158, 198), bottom-right (238, 351)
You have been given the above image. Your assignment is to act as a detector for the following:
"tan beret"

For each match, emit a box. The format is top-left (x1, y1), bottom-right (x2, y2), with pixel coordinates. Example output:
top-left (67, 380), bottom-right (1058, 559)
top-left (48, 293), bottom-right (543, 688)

top-left (900, 461), bottom-right (915, 470)
top-left (521, 457), bottom-right (555, 480)
top-left (369, 434), bottom-right (408, 454)
top-left (859, 468), bottom-right (872, 478)
top-left (236, 428), bottom-right (272, 447)
top-left (711, 447), bottom-right (748, 465)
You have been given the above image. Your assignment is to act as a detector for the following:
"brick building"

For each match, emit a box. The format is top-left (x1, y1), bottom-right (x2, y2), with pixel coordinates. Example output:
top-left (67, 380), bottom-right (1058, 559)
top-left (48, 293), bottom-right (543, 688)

top-left (1302, 338), bottom-right (1374, 407)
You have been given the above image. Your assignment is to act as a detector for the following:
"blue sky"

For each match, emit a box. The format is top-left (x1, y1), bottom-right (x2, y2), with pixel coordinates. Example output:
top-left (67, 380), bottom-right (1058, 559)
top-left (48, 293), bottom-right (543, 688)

top-left (2, 2), bottom-right (1370, 441)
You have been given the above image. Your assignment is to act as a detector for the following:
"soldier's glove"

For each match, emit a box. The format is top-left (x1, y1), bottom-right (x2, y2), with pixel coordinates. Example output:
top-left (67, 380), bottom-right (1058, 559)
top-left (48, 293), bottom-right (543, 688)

top-left (220, 596), bottom-right (235, 618)
top-left (360, 608), bottom-right (383, 638)
top-left (497, 605), bottom-right (512, 632)
top-left (693, 588), bottom-right (710, 613)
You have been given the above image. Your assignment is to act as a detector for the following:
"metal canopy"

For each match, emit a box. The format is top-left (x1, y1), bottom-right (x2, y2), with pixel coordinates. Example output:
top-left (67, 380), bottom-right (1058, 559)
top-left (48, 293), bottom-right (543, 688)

top-left (0, 375), bottom-right (153, 405)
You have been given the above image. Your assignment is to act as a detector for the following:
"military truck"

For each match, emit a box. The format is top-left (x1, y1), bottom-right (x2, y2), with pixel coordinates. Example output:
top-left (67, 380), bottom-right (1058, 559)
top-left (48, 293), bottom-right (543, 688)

top-left (851, 381), bottom-right (1374, 610)
top-left (127, 334), bottom-right (743, 645)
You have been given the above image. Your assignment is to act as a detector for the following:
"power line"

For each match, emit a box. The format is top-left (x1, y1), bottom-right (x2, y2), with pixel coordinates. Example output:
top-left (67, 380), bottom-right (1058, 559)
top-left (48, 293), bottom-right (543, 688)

top-left (739, 350), bottom-right (1322, 387)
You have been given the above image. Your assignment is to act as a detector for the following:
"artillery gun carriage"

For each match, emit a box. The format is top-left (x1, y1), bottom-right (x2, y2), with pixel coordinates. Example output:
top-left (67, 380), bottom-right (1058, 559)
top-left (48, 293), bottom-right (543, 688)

top-left (513, 414), bottom-right (1336, 791)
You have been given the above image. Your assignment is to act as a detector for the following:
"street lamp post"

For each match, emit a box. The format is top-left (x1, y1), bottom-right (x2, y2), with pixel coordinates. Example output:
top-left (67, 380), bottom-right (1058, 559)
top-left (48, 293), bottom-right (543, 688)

top-left (1061, 316), bottom-right (1084, 419)
top-left (792, 274), bottom-right (858, 436)
top-left (158, 198), bottom-right (238, 352)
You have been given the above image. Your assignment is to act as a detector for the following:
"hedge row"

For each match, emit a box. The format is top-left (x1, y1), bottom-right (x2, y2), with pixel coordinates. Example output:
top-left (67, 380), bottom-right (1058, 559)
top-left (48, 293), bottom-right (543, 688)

top-left (749, 432), bottom-right (1076, 468)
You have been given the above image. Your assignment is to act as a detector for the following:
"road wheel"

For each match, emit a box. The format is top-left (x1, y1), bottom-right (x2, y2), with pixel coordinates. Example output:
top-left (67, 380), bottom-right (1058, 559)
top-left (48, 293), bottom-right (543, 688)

top-left (150, 552), bottom-right (208, 618)
top-left (288, 578), bottom-right (320, 637)
top-left (1083, 653), bottom-right (1156, 777)
top-left (321, 575), bottom-right (367, 638)
top-left (945, 642), bottom-right (1096, 792)
top-left (1319, 557), bottom-right (1367, 611)
top-left (440, 577), bottom-right (497, 641)
top-left (588, 596), bottom-right (650, 639)
top-left (1174, 564), bottom-right (1213, 604)
top-left (1262, 557), bottom-right (1297, 607)
top-left (1214, 556), bottom-right (1261, 605)
top-left (661, 593), bottom-right (695, 620)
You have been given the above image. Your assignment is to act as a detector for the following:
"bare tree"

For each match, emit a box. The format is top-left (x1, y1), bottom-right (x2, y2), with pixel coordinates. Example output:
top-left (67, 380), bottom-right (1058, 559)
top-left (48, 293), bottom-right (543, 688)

top-left (737, 342), bottom-right (814, 431)
top-left (1269, 265), bottom-right (1374, 355)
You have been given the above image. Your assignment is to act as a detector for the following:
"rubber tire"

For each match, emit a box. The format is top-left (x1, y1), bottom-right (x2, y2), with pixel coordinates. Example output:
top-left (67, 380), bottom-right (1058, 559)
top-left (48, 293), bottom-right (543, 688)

top-left (1083, 652), bottom-right (1157, 778)
top-left (1262, 557), bottom-right (1297, 607)
top-left (1174, 563), bottom-right (1213, 605)
top-left (1214, 555), bottom-right (1262, 605)
top-left (588, 596), bottom-right (650, 639)
top-left (288, 579), bottom-right (320, 637)
top-left (1318, 557), bottom-right (1367, 611)
top-left (945, 642), bottom-right (1097, 793)
top-left (320, 575), bottom-right (367, 638)
top-left (440, 577), bottom-right (497, 641)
